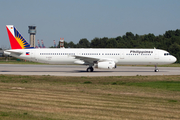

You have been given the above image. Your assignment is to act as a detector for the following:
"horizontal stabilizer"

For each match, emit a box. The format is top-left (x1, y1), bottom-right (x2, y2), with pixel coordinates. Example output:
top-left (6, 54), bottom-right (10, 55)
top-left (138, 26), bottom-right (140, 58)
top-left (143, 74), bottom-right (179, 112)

top-left (4, 50), bottom-right (23, 56)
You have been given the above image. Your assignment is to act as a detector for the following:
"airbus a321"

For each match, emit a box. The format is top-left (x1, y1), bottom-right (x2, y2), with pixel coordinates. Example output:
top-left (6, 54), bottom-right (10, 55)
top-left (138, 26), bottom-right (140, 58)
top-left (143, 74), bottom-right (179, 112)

top-left (4, 25), bottom-right (177, 72)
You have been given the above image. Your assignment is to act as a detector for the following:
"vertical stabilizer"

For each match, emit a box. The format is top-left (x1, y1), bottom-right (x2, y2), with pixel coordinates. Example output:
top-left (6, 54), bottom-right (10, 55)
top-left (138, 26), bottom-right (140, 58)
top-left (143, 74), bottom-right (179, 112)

top-left (6, 25), bottom-right (33, 49)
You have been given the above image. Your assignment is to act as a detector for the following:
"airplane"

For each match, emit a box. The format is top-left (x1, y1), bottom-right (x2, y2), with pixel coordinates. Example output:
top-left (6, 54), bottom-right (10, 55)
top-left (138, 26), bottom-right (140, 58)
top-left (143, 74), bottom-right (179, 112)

top-left (4, 25), bottom-right (177, 72)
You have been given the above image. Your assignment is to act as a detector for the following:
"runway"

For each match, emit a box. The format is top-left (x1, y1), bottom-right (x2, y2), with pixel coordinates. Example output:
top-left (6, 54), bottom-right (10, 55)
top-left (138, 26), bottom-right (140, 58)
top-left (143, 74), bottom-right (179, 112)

top-left (0, 64), bottom-right (179, 76)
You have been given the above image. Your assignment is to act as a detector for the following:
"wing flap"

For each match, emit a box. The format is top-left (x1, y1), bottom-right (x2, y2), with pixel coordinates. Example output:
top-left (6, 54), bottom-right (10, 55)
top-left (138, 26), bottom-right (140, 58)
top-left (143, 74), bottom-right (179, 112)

top-left (75, 55), bottom-right (99, 63)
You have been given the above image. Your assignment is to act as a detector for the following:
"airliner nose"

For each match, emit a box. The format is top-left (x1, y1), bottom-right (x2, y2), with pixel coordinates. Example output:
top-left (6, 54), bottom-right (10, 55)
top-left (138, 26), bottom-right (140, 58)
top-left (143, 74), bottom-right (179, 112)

top-left (172, 56), bottom-right (177, 63)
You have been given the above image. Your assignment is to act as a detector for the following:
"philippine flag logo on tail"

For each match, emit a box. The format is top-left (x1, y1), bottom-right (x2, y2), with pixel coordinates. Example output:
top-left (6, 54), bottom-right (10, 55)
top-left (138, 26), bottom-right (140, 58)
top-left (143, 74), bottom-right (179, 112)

top-left (26, 52), bottom-right (30, 55)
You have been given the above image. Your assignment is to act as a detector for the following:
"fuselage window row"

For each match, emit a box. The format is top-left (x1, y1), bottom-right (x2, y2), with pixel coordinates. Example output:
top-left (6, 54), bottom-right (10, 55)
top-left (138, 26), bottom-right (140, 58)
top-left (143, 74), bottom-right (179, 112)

top-left (40, 53), bottom-right (154, 56)
top-left (81, 53), bottom-right (120, 55)
top-left (39, 53), bottom-right (155, 56)
top-left (40, 53), bottom-right (122, 56)
top-left (40, 53), bottom-right (75, 55)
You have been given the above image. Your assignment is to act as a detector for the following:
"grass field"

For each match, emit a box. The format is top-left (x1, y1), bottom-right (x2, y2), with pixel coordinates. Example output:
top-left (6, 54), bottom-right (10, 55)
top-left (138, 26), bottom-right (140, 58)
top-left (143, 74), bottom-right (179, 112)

top-left (0, 75), bottom-right (180, 120)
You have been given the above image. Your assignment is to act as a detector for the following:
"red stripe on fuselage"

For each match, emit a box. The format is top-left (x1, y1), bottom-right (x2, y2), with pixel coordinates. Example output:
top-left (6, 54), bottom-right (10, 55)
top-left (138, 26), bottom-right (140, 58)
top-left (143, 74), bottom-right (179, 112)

top-left (6, 26), bottom-right (22, 49)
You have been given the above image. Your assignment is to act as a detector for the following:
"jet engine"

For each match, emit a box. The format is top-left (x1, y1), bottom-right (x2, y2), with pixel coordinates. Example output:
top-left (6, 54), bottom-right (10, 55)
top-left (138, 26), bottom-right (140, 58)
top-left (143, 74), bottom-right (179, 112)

top-left (94, 61), bottom-right (116, 69)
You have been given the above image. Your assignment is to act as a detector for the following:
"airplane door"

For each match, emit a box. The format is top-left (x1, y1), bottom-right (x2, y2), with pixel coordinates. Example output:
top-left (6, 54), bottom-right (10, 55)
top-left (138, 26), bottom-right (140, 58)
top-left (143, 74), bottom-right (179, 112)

top-left (30, 50), bottom-right (35, 59)
top-left (78, 52), bottom-right (82, 56)
top-left (120, 52), bottom-right (124, 59)
top-left (30, 50), bottom-right (37, 61)
top-left (154, 50), bottom-right (159, 59)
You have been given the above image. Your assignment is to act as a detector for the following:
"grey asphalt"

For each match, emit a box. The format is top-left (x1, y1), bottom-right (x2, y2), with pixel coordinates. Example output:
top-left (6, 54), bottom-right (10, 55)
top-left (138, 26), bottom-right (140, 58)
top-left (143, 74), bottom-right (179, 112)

top-left (0, 64), bottom-right (179, 76)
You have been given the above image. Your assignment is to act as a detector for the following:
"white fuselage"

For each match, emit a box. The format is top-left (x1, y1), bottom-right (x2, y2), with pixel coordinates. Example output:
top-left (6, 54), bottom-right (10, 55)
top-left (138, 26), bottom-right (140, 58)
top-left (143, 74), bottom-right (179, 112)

top-left (4, 48), bottom-right (177, 66)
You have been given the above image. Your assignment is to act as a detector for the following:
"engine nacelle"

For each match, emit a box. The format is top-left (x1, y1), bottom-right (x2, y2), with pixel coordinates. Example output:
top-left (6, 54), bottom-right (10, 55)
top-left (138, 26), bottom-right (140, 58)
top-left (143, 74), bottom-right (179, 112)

top-left (94, 61), bottom-right (116, 69)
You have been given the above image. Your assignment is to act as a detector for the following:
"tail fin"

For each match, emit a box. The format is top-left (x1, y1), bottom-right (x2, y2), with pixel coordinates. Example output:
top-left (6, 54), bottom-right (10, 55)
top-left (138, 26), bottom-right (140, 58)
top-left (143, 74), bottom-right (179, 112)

top-left (6, 25), bottom-right (33, 49)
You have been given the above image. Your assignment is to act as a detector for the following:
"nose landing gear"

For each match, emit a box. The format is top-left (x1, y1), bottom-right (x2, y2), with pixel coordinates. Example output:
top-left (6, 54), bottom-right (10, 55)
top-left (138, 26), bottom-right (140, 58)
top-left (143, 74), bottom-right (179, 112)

top-left (154, 65), bottom-right (159, 72)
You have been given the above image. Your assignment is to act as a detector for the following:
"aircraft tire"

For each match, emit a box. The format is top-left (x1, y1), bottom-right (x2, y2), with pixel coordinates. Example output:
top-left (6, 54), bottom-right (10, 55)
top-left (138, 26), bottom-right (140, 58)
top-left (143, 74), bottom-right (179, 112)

top-left (90, 67), bottom-right (94, 72)
top-left (87, 67), bottom-right (94, 72)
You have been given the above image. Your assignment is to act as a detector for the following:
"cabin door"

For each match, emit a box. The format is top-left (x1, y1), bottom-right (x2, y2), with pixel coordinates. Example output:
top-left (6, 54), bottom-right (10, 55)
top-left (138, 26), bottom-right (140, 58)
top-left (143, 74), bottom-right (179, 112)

top-left (120, 52), bottom-right (124, 59)
top-left (154, 50), bottom-right (159, 59)
top-left (30, 50), bottom-right (37, 61)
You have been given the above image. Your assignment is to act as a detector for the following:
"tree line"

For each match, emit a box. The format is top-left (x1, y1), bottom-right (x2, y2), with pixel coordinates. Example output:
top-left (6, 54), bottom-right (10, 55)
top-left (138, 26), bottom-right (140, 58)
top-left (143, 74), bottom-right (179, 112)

top-left (54, 29), bottom-right (180, 63)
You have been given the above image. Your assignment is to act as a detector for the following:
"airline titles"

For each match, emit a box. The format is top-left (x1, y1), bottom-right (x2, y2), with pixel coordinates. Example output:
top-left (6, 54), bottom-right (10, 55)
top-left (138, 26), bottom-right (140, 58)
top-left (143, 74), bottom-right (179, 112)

top-left (130, 50), bottom-right (153, 54)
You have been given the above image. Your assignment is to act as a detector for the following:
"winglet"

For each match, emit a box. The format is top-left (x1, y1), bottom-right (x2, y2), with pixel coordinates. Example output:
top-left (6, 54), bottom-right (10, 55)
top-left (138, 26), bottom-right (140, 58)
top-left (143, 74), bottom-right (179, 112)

top-left (6, 25), bottom-right (33, 49)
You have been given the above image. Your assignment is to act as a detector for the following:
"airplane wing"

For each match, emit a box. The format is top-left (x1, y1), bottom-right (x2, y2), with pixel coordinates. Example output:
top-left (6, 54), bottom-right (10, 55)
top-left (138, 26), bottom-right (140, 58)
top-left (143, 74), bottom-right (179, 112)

top-left (74, 55), bottom-right (118, 64)
top-left (75, 55), bottom-right (99, 64)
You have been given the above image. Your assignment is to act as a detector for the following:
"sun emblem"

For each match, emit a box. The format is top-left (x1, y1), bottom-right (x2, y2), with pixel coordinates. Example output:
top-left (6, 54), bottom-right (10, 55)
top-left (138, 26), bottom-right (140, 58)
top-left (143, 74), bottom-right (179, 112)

top-left (14, 27), bottom-right (30, 49)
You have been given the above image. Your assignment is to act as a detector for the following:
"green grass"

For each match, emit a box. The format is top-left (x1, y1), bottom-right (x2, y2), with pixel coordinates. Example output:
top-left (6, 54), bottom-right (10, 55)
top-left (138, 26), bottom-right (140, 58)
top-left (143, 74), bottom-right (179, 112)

top-left (111, 81), bottom-right (180, 91)
top-left (83, 81), bottom-right (92, 84)
top-left (0, 75), bottom-right (180, 120)
top-left (0, 75), bottom-right (180, 91)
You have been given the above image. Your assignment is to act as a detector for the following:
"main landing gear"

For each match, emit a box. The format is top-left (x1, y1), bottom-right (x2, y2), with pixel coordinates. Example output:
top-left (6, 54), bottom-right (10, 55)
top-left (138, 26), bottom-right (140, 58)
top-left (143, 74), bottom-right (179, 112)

top-left (86, 66), bottom-right (94, 72)
top-left (154, 65), bottom-right (159, 72)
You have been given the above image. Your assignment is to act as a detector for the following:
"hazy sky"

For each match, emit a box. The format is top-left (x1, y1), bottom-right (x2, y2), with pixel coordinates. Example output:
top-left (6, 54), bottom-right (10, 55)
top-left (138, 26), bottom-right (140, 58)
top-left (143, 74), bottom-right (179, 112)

top-left (0, 0), bottom-right (180, 48)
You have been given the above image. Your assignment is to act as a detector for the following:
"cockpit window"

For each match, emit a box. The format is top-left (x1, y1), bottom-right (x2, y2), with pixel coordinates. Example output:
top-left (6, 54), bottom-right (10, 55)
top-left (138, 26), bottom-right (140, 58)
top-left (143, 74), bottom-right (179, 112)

top-left (164, 53), bottom-right (171, 56)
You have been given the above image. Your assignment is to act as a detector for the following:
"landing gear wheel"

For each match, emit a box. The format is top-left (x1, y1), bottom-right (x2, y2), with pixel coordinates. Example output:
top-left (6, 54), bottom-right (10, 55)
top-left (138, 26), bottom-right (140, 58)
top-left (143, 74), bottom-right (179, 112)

top-left (86, 68), bottom-right (92, 72)
top-left (154, 65), bottom-right (159, 72)
top-left (86, 67), bottom-right (94, 72)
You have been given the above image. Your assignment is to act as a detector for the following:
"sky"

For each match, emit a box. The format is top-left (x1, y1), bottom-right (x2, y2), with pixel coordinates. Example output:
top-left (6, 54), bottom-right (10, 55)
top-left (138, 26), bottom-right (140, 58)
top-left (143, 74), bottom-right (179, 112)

top-left (0, 0), bottom-right (180, 48)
